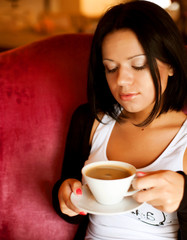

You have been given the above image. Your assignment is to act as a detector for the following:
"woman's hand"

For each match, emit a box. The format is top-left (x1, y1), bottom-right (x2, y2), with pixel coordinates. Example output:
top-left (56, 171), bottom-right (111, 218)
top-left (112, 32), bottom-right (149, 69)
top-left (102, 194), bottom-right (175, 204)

top-left (58, 178), bottom-right (87, 216)
top-left (132, 170), bottom-right (185, 213)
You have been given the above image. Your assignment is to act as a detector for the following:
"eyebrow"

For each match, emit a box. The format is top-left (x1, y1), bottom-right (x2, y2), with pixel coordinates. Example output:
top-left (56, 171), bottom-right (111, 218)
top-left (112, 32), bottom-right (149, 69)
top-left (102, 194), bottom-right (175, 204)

top-left (103, 54), bottom-right (146, 62)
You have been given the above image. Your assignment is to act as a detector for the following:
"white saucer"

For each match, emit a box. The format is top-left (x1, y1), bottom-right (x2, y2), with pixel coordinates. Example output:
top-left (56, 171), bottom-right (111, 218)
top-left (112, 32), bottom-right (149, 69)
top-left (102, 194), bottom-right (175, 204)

top-left (71, 185), bottom-right (143, 215)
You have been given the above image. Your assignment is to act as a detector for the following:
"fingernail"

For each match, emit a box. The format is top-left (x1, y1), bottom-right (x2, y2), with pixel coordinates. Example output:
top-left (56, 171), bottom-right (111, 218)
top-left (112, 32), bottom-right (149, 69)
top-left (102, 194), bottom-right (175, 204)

top-left (76, 188), bottom-right (82, 195)
top-left (136, 172), bottom-right (146, 177)
top-left (79, 211), bottom-right (87, 215)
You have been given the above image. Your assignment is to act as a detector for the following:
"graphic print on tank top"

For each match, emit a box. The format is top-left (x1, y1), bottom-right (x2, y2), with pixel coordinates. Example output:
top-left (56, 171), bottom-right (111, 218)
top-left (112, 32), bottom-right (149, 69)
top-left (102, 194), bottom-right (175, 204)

top-left (131, 204), bottom-right (178, 226)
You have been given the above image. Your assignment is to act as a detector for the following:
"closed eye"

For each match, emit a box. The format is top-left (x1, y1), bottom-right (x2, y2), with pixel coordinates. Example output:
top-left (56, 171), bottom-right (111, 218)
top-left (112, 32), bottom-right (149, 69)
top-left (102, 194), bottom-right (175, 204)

top-left (105, 67), bottom-right (118, 73)
top-left (132, 65), bottom-right (147, 71)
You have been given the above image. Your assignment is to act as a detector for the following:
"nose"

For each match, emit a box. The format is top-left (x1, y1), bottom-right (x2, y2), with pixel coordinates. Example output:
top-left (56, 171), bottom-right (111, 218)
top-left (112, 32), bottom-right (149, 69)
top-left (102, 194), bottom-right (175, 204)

top-left (116, 67), bottom-right (133, 86)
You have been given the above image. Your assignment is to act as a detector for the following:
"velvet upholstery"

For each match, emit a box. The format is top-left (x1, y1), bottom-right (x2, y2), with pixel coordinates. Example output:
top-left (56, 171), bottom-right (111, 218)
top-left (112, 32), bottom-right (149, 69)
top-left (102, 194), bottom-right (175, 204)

top-left (0, 34), bottom-right (186, 240)
top-left (0, 34), bottom-right (92, 240)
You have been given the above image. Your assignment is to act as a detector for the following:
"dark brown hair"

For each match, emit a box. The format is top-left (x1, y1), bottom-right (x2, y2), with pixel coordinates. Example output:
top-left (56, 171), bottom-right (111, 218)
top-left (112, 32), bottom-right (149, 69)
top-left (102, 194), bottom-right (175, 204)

top-left (87, 1), bottom-right (187, 126)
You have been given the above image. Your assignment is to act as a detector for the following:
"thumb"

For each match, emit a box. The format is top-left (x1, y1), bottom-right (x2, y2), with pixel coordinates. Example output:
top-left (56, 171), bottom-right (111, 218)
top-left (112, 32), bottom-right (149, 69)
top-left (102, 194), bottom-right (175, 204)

top-left (71, 180), bottom-right (83, 195)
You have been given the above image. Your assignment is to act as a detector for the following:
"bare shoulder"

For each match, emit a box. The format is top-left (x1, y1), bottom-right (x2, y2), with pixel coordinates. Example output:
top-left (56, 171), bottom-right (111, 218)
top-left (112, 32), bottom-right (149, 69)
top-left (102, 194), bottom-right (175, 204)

top-left (183, 113), bottom-right (187, 174)
top-left (166, 111), bottom-right (186, 129)
top-left (89, 112), bottom-right (105, 145)
top-left (157, 111), bottom-right (186, 136)
top-left (183, 149), bottom-right (187, 174)
top-left (179, 112), bottom-right (187, 174)
top-left (171, 111), bottom-right (186, 123)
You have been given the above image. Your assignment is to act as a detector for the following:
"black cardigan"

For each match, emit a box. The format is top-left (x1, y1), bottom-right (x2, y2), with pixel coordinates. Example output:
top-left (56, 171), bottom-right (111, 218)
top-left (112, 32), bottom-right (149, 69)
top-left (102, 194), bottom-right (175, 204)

top-left (52, 103), bottom-right (187, 240)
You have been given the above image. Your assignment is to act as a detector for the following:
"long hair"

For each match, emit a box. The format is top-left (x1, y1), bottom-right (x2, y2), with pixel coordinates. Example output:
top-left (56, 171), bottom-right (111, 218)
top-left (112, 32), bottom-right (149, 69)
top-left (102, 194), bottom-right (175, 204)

top-left (87, 1), bottom-right (187, 126)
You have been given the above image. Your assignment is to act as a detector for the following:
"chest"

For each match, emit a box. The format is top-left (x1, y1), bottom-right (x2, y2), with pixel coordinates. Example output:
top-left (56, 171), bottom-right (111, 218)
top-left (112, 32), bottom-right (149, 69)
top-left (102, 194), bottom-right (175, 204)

top-left (107, 123), bottom-right (179, 168)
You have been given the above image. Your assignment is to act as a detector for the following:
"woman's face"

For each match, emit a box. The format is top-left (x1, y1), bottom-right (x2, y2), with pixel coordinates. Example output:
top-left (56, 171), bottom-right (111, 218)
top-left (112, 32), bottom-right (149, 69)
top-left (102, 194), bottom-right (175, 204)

top-left (102, 30), bottom-right (173, 115)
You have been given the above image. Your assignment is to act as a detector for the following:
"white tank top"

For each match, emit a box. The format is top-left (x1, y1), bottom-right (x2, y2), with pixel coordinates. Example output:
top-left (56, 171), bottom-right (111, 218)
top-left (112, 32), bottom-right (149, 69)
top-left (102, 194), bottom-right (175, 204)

top-left (84, 115), bottom-right (187, 240)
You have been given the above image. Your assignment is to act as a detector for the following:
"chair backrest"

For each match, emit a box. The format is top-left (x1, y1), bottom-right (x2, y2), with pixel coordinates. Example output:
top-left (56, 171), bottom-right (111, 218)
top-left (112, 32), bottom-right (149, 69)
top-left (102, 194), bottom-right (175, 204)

top-left (0, 34), bottom-right (92, 240)
top-left (0, 33), bottom-right (186, 240)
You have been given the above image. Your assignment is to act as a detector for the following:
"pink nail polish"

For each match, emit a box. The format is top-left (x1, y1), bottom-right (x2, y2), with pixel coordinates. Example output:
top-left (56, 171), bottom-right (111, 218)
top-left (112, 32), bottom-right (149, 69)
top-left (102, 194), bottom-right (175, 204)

top-left (136, 172), bottom-right (146, 177)
top-left (79, 211), bottom-right (87, 215)
top-left (76, 188), bottom-right (82, 195)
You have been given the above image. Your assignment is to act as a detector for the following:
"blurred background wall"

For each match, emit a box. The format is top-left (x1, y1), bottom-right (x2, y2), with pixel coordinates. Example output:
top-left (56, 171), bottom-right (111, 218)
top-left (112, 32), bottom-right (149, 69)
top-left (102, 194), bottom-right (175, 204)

top-left (0, 0), bottom-right (186, 51)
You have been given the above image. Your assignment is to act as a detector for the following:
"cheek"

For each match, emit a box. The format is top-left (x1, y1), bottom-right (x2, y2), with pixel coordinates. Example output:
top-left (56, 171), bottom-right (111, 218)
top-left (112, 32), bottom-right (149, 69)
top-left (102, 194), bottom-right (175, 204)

top-left (139, 74), bottom-right (156, 103)
top-left (143, 82), bottom-right (156, 103)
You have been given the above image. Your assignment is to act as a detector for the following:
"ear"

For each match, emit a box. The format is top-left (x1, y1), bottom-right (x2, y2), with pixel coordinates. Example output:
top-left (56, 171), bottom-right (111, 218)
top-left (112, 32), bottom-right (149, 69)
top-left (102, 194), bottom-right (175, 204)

top-left (168, 66), bottom-right (174, 76)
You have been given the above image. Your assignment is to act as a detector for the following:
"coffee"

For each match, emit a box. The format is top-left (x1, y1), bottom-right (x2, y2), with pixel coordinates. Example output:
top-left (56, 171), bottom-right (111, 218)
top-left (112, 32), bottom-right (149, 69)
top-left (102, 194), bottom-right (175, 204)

top-left (82, 161), bottom-right (137, 205)
top-left (85, 165), bottom-right (131, 180)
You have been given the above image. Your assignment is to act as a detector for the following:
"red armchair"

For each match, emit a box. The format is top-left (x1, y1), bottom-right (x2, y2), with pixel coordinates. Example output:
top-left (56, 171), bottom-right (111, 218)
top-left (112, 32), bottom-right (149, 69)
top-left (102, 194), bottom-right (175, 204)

top-left (0, 34), bottom-right (92, 240)
top-left (0, 33), bottom-right (186, 240)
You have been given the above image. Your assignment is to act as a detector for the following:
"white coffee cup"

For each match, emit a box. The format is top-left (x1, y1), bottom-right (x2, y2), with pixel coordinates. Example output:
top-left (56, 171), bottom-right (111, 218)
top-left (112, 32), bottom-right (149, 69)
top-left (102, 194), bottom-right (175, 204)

top-left (82, 161), bottom-right (137, 205)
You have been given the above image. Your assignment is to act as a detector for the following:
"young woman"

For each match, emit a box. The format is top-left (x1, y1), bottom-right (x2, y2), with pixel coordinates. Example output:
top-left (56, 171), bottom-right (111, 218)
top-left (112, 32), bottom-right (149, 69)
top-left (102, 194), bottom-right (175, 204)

top-left (53, 1), bottom-right (187, 239)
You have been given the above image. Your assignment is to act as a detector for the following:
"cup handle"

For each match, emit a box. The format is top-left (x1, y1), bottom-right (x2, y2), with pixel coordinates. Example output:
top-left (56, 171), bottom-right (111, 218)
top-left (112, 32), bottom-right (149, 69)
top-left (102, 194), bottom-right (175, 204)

top-left (125, 186), bottom-right (138, 196)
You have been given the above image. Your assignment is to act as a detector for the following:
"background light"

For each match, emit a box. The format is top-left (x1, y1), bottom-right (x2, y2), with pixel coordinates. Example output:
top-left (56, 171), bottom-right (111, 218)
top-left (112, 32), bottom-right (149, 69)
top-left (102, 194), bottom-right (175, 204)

top-left (143, 0), bottom-right (172, 9)
top-left (80, 0), bottom-right (123, 18)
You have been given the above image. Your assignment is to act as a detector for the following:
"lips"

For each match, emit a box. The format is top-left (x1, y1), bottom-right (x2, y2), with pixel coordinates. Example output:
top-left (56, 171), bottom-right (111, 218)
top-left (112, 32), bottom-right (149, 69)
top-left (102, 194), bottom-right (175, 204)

top-left (119, 92), bottom-right (139, 101)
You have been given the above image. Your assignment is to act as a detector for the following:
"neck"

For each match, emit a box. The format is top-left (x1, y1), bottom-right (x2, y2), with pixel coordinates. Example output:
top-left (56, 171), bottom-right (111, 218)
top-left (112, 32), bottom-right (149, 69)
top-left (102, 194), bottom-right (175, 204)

top-left (122, 111), bottom-right (153, 127)
top-left (121, 102), bottom-right (158, 127)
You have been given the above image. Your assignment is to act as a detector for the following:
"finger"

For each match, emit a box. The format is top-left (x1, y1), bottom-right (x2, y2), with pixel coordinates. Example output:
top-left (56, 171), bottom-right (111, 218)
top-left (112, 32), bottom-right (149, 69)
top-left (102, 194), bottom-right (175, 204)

top-left (71, 180), bottom-right (83, 195)
top-left (69, 181), bottom-right (87, 215)
top-left (132, 171), bottom-right (164, 190)
top-left (133, 187), bottom-right (160, 203)
top-left (60, 197), bottom-right (87, 216)
top-left (133, 187), bottom-right (178, 213)
top-left (64, 182), bottom-right (84, 214)
top-left (60, 201), bottom-right (80, 216)
top-left (133, 171), bottom-right (185, 213)
top-left (133, 181), bottom-right (171, 203)
top-left (59, 180), bottom-right (86, 215)
top-left (132, 172), bottom-right (148, 189)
